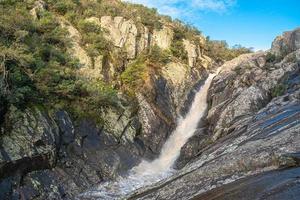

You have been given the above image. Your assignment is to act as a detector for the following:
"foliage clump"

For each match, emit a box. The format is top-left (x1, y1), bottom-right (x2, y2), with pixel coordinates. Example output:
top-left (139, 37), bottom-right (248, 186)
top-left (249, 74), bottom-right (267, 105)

top-left (206, 38), bottom-right (253, 62)
top-left (0, 0), bottom-right (254, 126)
top-left (0, 2), bottom-right (119, 124)
top-left (120, 45), bottom-right (171, 95)
top-left (0, 4), bottom-right (73, 109)
top-left (77, 19), bottom-right (112, 64)
top-left (169, 26), bottom-right (189, 62)
top-left (121, 56), bottom-right (148, 93)
top-left (266, 52), bottom-right (276, 63)
top-left (46, 0), bottom-right (163, 31)
top-left (271, 84), bottom-right (288, 97)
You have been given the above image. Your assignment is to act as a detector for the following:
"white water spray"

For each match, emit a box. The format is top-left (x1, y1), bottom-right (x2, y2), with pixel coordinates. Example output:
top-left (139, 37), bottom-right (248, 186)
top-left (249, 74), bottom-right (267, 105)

top-left (80, 73), bottom-right (217, 199)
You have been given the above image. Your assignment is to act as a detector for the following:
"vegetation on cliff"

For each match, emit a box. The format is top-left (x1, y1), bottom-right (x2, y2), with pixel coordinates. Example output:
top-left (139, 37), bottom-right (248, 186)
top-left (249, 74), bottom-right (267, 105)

top-left (0, 1), bottom-right (118, 124)
top-left (205, 38), bottom-right (253, 62)
top-left (0, 0), bottom-right (251, 126)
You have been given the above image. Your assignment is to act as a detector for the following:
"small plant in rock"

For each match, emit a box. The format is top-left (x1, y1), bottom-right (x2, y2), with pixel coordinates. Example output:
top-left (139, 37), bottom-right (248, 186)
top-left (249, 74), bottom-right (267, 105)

top-left (170, 40), bottom-right (188, 63)
top-left (234, 66), bottom-right (243, 74)
top-left (271, 83), bottom-right (288, 97)
top-left (266, 52), bottom-right (276, 63)
top-left (149, 45), bottom-right (171, 65)
top-left (121, 56), bottom-right (148, 94)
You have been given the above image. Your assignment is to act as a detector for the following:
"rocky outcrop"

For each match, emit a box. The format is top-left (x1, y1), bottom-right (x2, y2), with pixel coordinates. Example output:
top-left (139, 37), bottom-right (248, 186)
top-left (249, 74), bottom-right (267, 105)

top-left (271, 27), bottom-right (300, 57)
top-left (136, 93), bottom-right (173, 157)
top-left (207, 49), bottom-right (299, 140)
top-left (0, 107), bottom-right (59, 180)
top-left (194, 164), bottom-right (300, 200)
top-left (58, 18), bottom-right (104, 80)
top-left (99, 16), bottom-right (138, 59)
top-left (126, 28), bottom-right (300, 200)
top-left (62, 20), bottom-right (92, 69)
top-left (162, 61), bottom-right (208, 115)
top-left (30, 0), bottom-right (46, 19)
top-left (127, 67), bottom-right (300, 199)
top-left (90, 15), bottom-right (208, 70)
top-left (136, 60), bottom-right (208, 157)
top-left (56, 10), bottom-right (211, 84)
top-left (0, 106), bottom-right (144, 199)
top-left (137, 26), bottom-right (151, 54)
top-left (97, 17), bottom-right (173, 57)
top-left (176, 32), bottom-right (300, 168)
top-left (183, 38), bottom-right (211, 69)
top-left (152, 26), bottom-right (174, 50)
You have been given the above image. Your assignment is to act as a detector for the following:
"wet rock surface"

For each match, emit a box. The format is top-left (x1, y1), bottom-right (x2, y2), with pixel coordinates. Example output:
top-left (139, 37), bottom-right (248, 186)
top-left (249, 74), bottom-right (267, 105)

top-left (1, 4), bottom-right (300, 199)
top-left (0, 108), bottom-right (59, 179)
top-left (128, 87), bottom-right (300, 200)
top-left (0, 2), bottom-right (213, 198)
top-left (126, 28), bottom-right (300, 200)
top-left (193, 166), bottom-right (300, 200)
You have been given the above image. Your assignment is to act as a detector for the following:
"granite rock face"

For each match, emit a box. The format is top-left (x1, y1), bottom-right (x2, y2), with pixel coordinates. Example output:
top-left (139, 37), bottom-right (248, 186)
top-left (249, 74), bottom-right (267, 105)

top-left (128, 67), bottom-right (300, 200)
top-left (126, 28), bottom-right (300, 200)
top-left (207, 50), bottom-right (298, 140)
top-left (4, 2), bottom-right (300, 200)
top-left (176, 30), bottom-right (300, 169)
top-left (271, 27), bottom-right (300, 57)
top-left (0, 106), bottom-right (144, 199)
top-left (183, 39), bottom-right (210, 68)
top-left (194, 165), bottom-right (300, 200)
top-left (0, 108), bottom-right (59, 179)
top-left (1, 4), bottom-right (212, 198)
top-left (152, 26), bottom-right (174, 50)
top-left (99, 16), bottom-right (138, 59)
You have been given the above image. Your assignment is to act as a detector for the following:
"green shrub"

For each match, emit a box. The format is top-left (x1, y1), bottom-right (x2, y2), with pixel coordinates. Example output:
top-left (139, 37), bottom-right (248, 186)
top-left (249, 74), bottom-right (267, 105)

top-left (52, 0), bottom-right (76, 15)
top-left (206, 38), bottom-right (253, 62)
top-left (271, 84), bottom-right (288, 97)
top-left (78, 20), bottom-right (101, 34)
top-left (138, 7), bottom-right (162, 30)
top-left (149, 45), bottom-right (171, 65)
top-left (77, 20), bottom-right (111, 59)
top-left (170, 40), bottom-right (188, 62)
top-left (0, 4), bottom-right (77, 110)
top-left (234, 66), bottom-right (242, 74)
top-left (121, 56), bottom-right (148, 92)
top-left (266, 52), bottom-right (276, 63)
top-left (172, 21), bottom-right (202, 42)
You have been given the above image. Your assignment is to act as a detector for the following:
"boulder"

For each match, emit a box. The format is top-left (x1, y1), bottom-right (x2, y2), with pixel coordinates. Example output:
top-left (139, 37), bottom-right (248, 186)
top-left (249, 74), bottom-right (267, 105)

top-left (183, 39), bottom-right (198, 67)
top-left (100, 16), bottom-right (138, 59)
top-left (59, 18), bottom-right (93, 70)
top-left (152, 26), bottom-right (174, 50)
top-left (183, 38), bottom-right (211, 68)
top-left (0, 107), bottom-right (59, 179)
top-left (30, 0), bottom-right (46, 19)
top-left (128, 87), bottom-right (300, 200)
top-left (271, 27), bottom-right (300, 57)
top-left (207, 50), bottom-right (298, 139)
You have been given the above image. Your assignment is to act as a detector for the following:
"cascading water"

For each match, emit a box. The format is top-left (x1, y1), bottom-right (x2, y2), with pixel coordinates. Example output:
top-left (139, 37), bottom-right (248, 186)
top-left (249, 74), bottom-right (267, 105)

top-left (79, 73), bottom-right (217, 200)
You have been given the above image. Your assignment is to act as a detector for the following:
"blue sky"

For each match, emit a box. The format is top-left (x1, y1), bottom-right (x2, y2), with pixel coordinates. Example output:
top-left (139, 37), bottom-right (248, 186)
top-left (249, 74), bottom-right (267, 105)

top-left (126, 0), bottom-right (300, 50)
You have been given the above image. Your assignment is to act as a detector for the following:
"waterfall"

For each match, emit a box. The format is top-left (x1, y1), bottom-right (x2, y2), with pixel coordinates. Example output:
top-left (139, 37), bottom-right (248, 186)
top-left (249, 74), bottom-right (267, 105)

top-left (79, 73), bottom-right (217, 200)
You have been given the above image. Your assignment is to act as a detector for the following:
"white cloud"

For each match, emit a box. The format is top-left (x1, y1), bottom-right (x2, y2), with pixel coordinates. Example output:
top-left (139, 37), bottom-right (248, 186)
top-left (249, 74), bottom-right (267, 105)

top-left (125, 0), bottom-right (236, 16)
top-left (192, 0), bottom-right (236, 12)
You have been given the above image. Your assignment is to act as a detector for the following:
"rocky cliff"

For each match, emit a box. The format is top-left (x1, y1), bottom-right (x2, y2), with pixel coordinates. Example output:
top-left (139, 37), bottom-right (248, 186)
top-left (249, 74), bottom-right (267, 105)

top-left (0, 1), bottom-right (212, 199)
top-left (1, 1), bottom-right (298, 200)
top-left (127, 27), bottom-right (300, 200)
